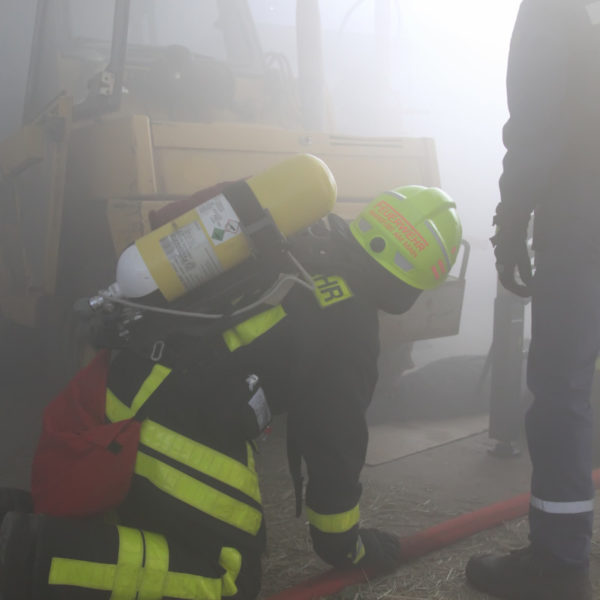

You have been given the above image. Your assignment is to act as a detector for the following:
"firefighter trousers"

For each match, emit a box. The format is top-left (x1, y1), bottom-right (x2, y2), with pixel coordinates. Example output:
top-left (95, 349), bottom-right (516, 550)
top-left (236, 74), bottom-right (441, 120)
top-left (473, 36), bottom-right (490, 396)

top-left (0, 508), bottom-right (261, 600)
top-left (526, 249), bottom-right (600, 566)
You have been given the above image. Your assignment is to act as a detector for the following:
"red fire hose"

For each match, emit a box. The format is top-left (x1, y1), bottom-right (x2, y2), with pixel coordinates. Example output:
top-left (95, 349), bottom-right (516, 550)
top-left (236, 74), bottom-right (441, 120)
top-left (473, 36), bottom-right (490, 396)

top-left (266, 468), bottom-right (600, 600)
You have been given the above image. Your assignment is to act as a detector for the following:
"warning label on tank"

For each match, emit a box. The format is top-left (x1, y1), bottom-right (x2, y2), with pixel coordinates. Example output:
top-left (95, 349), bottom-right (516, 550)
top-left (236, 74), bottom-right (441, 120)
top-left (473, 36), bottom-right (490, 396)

top-left (159, 221), bottom-right (222, 291)
top-left (195, 194), bottom-right (241, 246)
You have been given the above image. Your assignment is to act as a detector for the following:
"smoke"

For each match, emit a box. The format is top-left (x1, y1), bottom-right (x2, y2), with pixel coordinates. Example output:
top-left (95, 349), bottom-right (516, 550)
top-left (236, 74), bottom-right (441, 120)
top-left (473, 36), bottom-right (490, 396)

top-left (0, 0), bottom-right (524, 364)
top-left (0, 0), bottom-right (36, 140)
top-left (252, 0), bottom-right (522, 362)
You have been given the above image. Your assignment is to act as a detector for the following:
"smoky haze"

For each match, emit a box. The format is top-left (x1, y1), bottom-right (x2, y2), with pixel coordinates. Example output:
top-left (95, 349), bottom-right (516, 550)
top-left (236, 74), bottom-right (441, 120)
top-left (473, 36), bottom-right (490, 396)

top-left (0, 0), bottom-right (36, 140)
top-left (0, 0), bottom-right (523, 367)
top-left (252, 0), bottom-right (523, 364)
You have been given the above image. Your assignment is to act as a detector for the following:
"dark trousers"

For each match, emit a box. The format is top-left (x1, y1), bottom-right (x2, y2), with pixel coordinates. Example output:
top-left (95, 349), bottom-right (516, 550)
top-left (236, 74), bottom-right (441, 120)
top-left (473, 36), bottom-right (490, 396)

top-left (526, 249), bottom-right (600, 566)
top-left (0, 489), bottom-right (261, 600)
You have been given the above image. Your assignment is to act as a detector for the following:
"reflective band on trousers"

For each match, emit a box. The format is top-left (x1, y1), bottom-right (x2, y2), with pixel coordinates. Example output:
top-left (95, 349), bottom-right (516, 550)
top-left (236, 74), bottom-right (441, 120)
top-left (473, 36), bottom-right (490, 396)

top-left (48, 526), bottom-right (242, 599)
top-left (222, 305), bottom-right (286, 352)
top-left (306, 504), bottom-right (360, 534)
top-left (106, 363), bottom-right (172, 422)
top-left (530, 495), bottom-right (595, 515)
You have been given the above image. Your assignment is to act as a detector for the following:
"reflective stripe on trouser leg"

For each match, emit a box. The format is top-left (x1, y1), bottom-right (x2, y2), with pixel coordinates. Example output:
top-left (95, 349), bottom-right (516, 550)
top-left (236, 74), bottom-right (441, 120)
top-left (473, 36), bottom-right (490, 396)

top-left (526, 251), bottom-right (600, 566)
top-left (36, 516), bottom-right (247, 599)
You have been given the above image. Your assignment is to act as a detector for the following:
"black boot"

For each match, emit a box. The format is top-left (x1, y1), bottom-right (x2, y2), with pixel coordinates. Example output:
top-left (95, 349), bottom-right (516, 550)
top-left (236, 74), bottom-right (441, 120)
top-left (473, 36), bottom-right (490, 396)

top-left (0, 512), bottom-right (39, 600)
top-left (466, 545), bottom-right (593, 600)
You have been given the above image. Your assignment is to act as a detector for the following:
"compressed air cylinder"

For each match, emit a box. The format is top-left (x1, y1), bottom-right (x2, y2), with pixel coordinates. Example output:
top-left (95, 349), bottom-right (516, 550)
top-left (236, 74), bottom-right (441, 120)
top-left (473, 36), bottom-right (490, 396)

top-left (114, 154), bottom-right (337, 301)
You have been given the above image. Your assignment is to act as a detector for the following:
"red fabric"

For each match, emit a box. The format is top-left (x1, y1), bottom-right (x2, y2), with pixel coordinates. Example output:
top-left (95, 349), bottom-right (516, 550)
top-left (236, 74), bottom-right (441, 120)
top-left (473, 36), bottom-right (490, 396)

top-left (31, 350), bottom-right (141, 517)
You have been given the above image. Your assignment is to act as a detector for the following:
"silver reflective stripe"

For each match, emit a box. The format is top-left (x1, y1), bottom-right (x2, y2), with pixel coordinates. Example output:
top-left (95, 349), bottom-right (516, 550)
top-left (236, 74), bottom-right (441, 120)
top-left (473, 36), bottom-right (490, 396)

top-left (394, 251), bottom-right (414, 271)
top-left (358, 218), bottom-right (372, 232)
top-left (249, 387), bottom-right (271, 432)
top-left (384, 190), bottom-right (407, 202)
top-left (530, 495), bottom-right (594, 514)
top-left (425, 220), bottom-right (451, 271)
top-left (586, 1), bottom-right (600, 25)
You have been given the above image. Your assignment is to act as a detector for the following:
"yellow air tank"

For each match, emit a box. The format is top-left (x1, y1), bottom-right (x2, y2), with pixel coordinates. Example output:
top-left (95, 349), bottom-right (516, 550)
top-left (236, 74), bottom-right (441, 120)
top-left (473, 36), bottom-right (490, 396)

top-left (114, 154), bottom-right (337, 301)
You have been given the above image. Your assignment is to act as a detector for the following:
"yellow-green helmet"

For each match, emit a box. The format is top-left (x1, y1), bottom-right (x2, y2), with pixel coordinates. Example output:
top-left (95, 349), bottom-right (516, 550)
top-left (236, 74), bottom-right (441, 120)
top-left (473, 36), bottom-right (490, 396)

top-left (349, 186), bottom-right (462, 290)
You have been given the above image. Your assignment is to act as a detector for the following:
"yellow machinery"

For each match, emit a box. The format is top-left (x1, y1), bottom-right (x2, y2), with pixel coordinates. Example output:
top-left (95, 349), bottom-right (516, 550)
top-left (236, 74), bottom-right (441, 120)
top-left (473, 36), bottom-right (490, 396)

top-left (0, 0), bottom-right (468, 379)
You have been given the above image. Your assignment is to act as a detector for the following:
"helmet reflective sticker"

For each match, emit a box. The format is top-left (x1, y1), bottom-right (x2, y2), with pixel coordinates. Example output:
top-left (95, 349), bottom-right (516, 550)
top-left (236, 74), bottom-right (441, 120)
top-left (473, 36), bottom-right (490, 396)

top-left (425, 220), bottom-right (452, 272)
top-left (394, 252), bottom-right (414, 271)
top-left (358, 218), bottom-right (372, 233)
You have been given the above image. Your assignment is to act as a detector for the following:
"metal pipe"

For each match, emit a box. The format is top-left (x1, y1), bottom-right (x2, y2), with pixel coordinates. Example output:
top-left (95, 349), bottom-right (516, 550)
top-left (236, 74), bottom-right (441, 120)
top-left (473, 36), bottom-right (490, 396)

top-left (296, 0), bottom-right (326, 131)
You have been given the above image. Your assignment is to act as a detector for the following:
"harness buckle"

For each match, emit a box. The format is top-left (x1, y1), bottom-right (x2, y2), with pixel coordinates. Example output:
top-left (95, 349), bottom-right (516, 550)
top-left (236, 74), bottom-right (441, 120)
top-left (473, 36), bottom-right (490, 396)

top-left (150, 340), bottom-right (165, 362)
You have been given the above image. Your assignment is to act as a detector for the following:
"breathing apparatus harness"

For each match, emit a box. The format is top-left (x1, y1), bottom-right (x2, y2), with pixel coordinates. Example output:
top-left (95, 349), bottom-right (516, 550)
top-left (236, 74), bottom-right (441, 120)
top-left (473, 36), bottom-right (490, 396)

top-left (79, 200), bottom-right (426, 372)
top-left (77, 184), bottom-right (333, 368)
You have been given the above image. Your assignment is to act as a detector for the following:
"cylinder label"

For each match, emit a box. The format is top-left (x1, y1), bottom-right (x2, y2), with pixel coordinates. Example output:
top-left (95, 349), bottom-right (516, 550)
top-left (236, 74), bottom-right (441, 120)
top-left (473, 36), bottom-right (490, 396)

top-left (157, 194), bottom-right (243, 292)
top-left (159, 221), bottom-right (222, 291)
top-left (196, 194), bottom-right (241, 245)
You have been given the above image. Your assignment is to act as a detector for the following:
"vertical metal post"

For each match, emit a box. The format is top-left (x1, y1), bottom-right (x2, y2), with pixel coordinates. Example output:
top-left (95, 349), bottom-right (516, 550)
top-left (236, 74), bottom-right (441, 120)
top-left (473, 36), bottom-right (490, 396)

top-left (296, 0), bottom-right (325, 131)
top-left (106, 0), bottom-right (131, 110)
top-left (374, 0), bottom-right (392, 88)
top-left (488, 277), bottom-right (528, 455)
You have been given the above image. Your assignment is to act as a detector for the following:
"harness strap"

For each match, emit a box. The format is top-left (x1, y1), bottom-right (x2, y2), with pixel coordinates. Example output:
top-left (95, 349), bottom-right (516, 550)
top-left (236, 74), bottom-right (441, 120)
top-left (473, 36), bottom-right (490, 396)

top-left (224, 180), bottom-right (285, 258)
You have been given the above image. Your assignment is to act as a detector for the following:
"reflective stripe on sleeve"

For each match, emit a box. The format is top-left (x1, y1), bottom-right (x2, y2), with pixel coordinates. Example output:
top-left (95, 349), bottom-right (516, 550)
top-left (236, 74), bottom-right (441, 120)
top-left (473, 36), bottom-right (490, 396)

top-left (306, 504), bottom-right (360, 534)
top-left (106, 364), bottom-right (172, 422)
top-left (222, 305), bottom-right (286, 352)
top-left (530, 495), bottom-right (594, 514)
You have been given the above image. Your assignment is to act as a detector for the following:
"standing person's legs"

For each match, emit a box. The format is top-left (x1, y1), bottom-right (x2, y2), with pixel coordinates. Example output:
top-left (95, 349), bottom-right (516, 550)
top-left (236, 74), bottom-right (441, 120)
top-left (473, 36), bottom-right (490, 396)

top-left (466, 250), bottom-right (600, 599)
top-left (526, 251), bottom-right (600, 566)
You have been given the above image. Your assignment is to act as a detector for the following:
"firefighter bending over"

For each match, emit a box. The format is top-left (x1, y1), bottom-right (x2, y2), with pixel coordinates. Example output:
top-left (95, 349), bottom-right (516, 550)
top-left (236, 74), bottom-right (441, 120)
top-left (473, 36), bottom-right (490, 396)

top-left (0, 162), bottom-right (461, 600)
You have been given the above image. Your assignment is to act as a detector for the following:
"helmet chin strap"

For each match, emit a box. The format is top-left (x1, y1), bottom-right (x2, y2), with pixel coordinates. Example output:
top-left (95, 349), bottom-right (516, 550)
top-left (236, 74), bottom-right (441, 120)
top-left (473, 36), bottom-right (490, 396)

top-left (323, 215), bottom-right (424, 315)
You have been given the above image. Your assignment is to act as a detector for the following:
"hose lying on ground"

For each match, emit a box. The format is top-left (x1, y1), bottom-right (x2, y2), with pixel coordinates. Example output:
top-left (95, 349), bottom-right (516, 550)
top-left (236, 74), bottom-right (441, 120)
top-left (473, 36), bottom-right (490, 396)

top-left (266, 468), bottom-right (600, 600)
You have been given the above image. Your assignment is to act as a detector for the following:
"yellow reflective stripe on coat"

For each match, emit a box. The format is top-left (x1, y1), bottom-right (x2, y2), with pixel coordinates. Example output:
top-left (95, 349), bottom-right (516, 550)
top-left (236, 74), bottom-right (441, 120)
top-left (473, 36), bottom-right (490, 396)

top-left (222, 305), bottom-right (286, 352)
top-left (135, 451), bottom-right (262, 535)
top-left (246, 442), bottom-right (256, 472)
top-left (106, 364), bottom-right (172, 423)
top-left (48, 526), bottom-right (240, 600)
top-left (306, 504), bottom-right (360, 534)
top-left (140, 420), bottom-right (261, 504)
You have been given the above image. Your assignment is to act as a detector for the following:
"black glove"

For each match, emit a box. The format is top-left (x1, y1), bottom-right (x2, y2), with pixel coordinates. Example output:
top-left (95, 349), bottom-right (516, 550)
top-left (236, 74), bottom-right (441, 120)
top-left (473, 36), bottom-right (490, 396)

top-left (355, 527), bottom-right (403, 574)
top-left (490, 202), bottom-right (533, 298)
